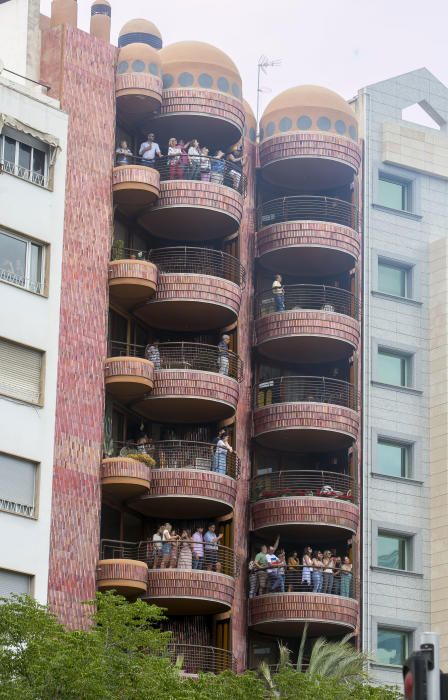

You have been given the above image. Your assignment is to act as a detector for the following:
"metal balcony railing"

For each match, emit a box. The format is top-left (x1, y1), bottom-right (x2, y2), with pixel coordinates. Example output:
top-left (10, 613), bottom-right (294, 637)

top-left (100, 539), bottom-right (239, 578)
top-left (114, 154), bottom-right (246, 195)
top-left (150, 247), bottom-right (246, 287)
top-left (249, 564), bottom-right (357, 599)
top-left (107, 439), bottom-right (240, 479)
top-left (0, 158), bottom-right (47, 187)
top-left (255, 376), bottom-right (357, 411)
top-left (251, 470), bottom-right (357, 503)
top-left (256, 284), bottom-right (358, 319)
top-left (107, 340), bottom-right (146, 359)
top-left (0, 267), bottom-right (44, 294)
top-left (110, 245), bottom-right (149, 262)
top-left (257, 196), bottom-right (358, 230)
top-left (165, 644), bottom-right (236, 674)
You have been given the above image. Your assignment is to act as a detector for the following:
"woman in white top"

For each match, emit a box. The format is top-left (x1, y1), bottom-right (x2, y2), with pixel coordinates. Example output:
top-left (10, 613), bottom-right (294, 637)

top-left (301, 546), bottom-right (313, 589)
top-left (200, 146), bottom-right (211, 181)
top-left (213, 431), bottom-right (233, 475)
top-left (161, 522), bottom-right (173, 568)
top-left (187, 139), bottom-right (201, 180)
top-left (322, 550), bottom-right (334, 594)
top-left (168, 138), bottom-right (183, 180)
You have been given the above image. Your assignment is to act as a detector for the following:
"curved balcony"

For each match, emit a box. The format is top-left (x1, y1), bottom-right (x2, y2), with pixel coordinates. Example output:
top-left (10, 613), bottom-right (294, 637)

top-left (97, 541), bottom-right (148, 597)
top-left (255, 284), bottom-right (359, 363)
top-left (257, 196), bottom-right (360, 276)
top-left (249, 569), bottom-right (358, 637)
top-left (134, 247), bottom-right (245, 331)
top-left (101, 455), bottom-right (151, 502)
top-left (129, 440), bottom-right (239, 518)
top-left (166, 644), bottom-right (236, 674)
top-left (251, 471), bottom-right (359, 539)
top-left (156, 88), bottom-right (245, 149)
top-left (109, 247), bottom-right (158, 309)
top-left (138, 157), bottom-right (245, 240)
top-left (133, 342), bottom-right (242, 423)
top-left (254, 376), bottom-right (359, 451)
top-left (116, 72), bottom-right (163, 127)
top-left (104, 341), bottom-right (154, 403)
top-left (113, 156), bottom-right (160, 215)
top-left (259, 132), bottom-right (362, 190)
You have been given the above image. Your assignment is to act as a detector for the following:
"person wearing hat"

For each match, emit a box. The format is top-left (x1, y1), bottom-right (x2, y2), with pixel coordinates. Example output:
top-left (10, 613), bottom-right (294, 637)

top-left (211, 149), bottom-right (225, 184)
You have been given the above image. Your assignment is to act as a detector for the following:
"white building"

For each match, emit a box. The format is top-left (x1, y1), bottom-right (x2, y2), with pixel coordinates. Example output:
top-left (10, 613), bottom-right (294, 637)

top-left (0, 0), bottom-right (68, 603)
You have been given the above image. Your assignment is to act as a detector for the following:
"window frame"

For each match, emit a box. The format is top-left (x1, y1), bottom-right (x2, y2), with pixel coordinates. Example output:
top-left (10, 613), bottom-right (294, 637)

top-left (371, 520), bottom-right (422, 575)
top-left (377, 259), bottom-right (412, 299)
top-left (376, 530), bottom-right (411, 571)
top-left (0, 227), bottom-right (46, 295)
top-left (0, 451), bottom-right (39, 519)
top-left (0, 335), bottom-right (45, 407)
top-left (377, 348), bottom-right (412, 388)
top-left (0, 130), bottom-right (49, 188)
top-left (376, 437), bottom-right (413, 479)
top-left (376, 626), bottom-right (411, 667)
top-left (377, 173), bottom-right (412, 212)
top-left (0, 567), bottom-right (34, 598)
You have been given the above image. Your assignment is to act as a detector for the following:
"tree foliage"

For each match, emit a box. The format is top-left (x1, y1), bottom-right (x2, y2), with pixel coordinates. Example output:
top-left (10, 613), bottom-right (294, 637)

top-left (0, 592), bottom-right (402, 700)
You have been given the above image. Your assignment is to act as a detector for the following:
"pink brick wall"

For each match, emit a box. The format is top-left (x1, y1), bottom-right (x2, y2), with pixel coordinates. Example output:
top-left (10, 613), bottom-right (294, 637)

top-left (260, 133), bottom-right (362, 173)
top-left (257, 221), bottom-right (361, 262)
top-left (251, 496), bottom-right (360, 533)
top-left (255, 311), bottom-right (360, 351)
top-left (41, 26), bottom-right (117, 628)
top-left (161, 89), bottom-right (245, 132)
top-left (149, 469), bottom-right (237, 510)
top-left (249, 593), bottom-right (358, 630)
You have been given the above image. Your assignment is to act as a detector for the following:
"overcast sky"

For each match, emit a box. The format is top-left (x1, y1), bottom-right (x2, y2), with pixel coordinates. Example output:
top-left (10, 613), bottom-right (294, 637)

top-left (40, 0), bottom-right (448, 118)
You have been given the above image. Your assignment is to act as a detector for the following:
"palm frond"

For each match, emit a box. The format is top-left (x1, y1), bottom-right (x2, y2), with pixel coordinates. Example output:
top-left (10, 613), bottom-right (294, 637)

top-left (306, 634), bottom-right (371, 683)
top-left (277, 643), bottom-right (292, 672)
top-left (296, 622), bottom-right (308, 673)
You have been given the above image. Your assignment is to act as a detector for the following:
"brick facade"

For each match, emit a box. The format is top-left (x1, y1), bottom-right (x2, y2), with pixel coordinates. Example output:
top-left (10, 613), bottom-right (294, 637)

top-left (257, 220), bottom-right (361, 263)
top-left (115, 72), bottom-right (163, 103)
top-left (97, 559), bottom-right (148, 594)
top-left (254, 403), bottom-right (360, 442)
top-left (260, 133), bottom-right (362, 173)
top-left (251, 496), bottom-right (360, 533)
top-left (255, 311), bottom-right (360, 352)
top-left (249, 593), bottom-right (359, 630)
top-left (160, 88), bottom-right (245, 133)
top-left (101, 458), bottom-right (151, 490)
top-left (148, 468), bottom-right (237, 511)
top-left (146, 569), bottom-right (236, 611)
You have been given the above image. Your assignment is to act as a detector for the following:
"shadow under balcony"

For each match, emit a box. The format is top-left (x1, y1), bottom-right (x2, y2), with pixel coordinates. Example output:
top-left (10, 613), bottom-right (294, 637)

top-left (104, 341), bottom-right (154, 404)
top-left (134, 247), bottom-right (245, 331)
top-left (257, 196), bottom-right (360, 276)
top-left (255, 284), bottom-right (360, 363)
top-left (109, 246), bottom-right (158, 309)
top-left (116, 72), bottom-right (163, 128)
top-left (259, 132), bottom-right (362, 190)
top-left (133, 342), bottom-right (241, 423)
top-left (138, 157), bottom-right (245, 240)
top-left (129, 440), bottom-right (239, 518)
top-left (250, 470), bottom-right (359, 538)
top-left (253, 376), bottom-right (359, 451)
top-left (113, 156), bottom-right (160, 216)
top-left (97, 540), bottom-right (148, 597)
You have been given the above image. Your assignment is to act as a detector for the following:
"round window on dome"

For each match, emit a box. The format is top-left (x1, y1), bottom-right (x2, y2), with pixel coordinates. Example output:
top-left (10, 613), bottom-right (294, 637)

top-left (317, 116), bottom-right (331, 131)
top-left (349, 124), bottom-right (358, 139)
top-left (178, 72), bottom-right (194, 87)
top-left (279, 117), bottom-right (292, 132)
top-left (335, 119), bottom-right (346, 135)
top-left (232, 83), bottom-right (241, 98)
top-left (149, 63), bottom-right (159, 76)
top-left (217, 77), bottom-right (229, 93)
top-left (199, 73), bottom-right (213, 88)
top-left (297, 115), bottom-right (312, 130)
top-left (266, 122), bottom-right (276, 137)
top-left (162, 74), bottom-right (174, 89)
top-left (117, 61), bottom-right (129, 74)
top-left (132, 60), bottom-right (145, 73)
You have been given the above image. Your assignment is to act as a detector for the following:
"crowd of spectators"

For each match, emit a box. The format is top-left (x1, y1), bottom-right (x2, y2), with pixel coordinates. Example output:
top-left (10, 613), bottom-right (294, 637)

top-left (147, 523), bottom-right (224, 573)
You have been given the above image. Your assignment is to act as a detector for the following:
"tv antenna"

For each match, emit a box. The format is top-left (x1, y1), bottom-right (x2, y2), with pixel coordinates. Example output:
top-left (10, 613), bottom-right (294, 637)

top-left (256, 55), bottom-right (281, 139)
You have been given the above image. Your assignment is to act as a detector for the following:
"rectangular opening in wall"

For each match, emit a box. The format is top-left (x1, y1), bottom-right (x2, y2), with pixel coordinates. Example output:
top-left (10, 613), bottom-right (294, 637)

top-left (0, 452), bottom-right (37, 518)
top-left (0, 128), bottom-right (50, 188)
top-left (377, 348), bottom-right (412, 387)
top-left (378, 259), bottom-right (412, 298)
top-left (0, 568), bottom-right (33, 597)
top-left (377, 531), bottom-right (411, 571)
top-left (0, 228), bottom-right (46, 295)
top-left (0, 337), bottom-right (44, 405)
top-left (377, 439), bottom-right (411, 478)
top-left (378, 174), bottom-right (411, 212)
top-left (377, 627), bottom-right (410, 666)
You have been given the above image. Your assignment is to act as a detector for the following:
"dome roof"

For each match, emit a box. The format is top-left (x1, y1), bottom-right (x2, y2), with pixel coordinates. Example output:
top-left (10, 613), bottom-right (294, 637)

top-left (263, 85), bottom-right (356, 121)
top-left (160, 41), bottom-right (241, 79)
top-left (116, 43), bottom-right (161, 76)
top-left (243, 99), bottom-right (257, 143)
top-left (118, 18), bottom-right (162, 50)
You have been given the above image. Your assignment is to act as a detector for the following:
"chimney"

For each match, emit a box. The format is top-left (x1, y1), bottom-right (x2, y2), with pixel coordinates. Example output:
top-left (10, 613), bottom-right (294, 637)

top-left (50, 0), bottom-right (77, 28)
top-left (90, 1), bottom-right (111, 43)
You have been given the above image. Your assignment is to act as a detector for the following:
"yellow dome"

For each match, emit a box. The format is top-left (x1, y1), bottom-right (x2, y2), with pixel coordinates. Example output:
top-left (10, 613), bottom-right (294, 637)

top-left (160, 41), bottom-right (242, 98)
top-left (118, 18), bottom-right (162, 50)
top-left (260, 84), bottom-right (358, 141)
top-left (117, 43), bottom-right (161, 76)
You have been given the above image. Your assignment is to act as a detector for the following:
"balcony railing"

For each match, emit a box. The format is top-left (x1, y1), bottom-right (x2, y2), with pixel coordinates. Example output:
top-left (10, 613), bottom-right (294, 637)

top-left (257, 196), bottom-right (358, 230)
top-left (106, 439), bottom-right (240, 479)
top-left (114, 154), bottom-right (246, 195)
top-left (149, 247), bottom-right (246, 287)
top-left (100, 539), bottom-right (239, 578)
top-left (256, 284), bottom-right (358, 319)
top-left (255, 376), bottom-right (357, 411)
top-left (0, 158), bottom-right (47, 187)
top-left (108, 340), bottom-right (146, 358)
top-left (249, 564), bottom-right (357, 599)
top-left (165, 644), bottom-right (236, 674)
top-left (251, 470), bottom-right (356, 503)
top-left (0, 267), bottom-right (44, 294)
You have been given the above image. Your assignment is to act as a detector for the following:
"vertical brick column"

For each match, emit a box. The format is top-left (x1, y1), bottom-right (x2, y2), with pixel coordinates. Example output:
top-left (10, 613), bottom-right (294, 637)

top-left (41, 26), bottom-right (117, 628)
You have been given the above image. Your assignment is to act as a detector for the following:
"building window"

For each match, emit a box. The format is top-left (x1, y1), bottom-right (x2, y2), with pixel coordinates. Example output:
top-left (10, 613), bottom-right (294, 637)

top-left (377, 627), bottom-right (410, 666)
top-left (378, 260), bottom-right (411, 298)
top-left (0, 132), bottom-right (48, 188)
top-left (0, 453), bottom-right (37, 518)
top-left (377, 349), bottom-right (411, 387)
top-left (377, 531), bottom-right (411, 570)
top-left (377, 439), bottom-right (411, 478)
top-left (0, 337), bottom-right (44, 405)
top-left (0, 568), bottom-right (32, 597)
top-left (378, 174), bottom-right (411, 212)
top-left (0, 229), bottom-right (45, 294)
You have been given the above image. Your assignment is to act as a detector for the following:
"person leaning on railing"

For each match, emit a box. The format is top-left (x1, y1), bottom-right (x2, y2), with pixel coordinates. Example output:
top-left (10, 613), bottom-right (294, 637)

top-left (139, 132), bottom-right (162, 168)
top-left (115, 140), bottom-right (133, 165)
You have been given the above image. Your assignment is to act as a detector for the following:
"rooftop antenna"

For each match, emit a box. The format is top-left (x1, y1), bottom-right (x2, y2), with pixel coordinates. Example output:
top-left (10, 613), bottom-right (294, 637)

top-left (256, 55), bottom-right (281, 140)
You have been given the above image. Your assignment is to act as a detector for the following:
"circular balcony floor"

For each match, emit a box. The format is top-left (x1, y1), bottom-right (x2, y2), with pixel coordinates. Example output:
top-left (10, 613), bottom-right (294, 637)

top-left (112, 165), bottom-right (160, 216)
top-left (108, 259), bottom-right (158, 309)
top-left (251, 497), bottom-right (359, 537)
top-left (101, 457), bottom-right (151, 502)
top-left (104, 357), bottom-right (154, 404)
top-left (97, 559), bottom-right (148, 597)
top-left (144, 569), bottom-right (235, 615)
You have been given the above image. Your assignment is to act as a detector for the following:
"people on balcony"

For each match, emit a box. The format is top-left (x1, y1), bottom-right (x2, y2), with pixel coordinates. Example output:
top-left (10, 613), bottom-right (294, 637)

top-left (210, 149), bottom-right (225, 184)
top-left (116, 140), bottom-right (133, 165)
top-left (217, 334), bottom-right (230, 375)
top-left (204, 523), bottom-right (223, 573)
top-left (200, 147), bottom-right (211, 181)
top-left (139, 132), bottom-right (162, 167)
top-left (340, 557), bottom-right (353, 596)
top-left (226, 145), bottom-right (243, 190)
top-left (192, 526), bottom-right (204, 570)
top-left (301, 546), bottom-right (313, 589)
top-left (272, 274), bottom-right (285, 311)
top-left (145, 339), bottom-right (161, 369)
top-left (187, 139), bottom-right (201, 180)
top-left (168, 137), bottom-right (184, 179)
top-left (178, 529), bottom-right (194, 569)
top-left (212, 430), bottom-right (233, 474)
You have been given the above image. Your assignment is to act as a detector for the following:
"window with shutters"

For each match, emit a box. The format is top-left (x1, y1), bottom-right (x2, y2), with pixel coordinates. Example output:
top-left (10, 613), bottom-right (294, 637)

top-left (0, 228), bottom-right (46, 294)
top-left (0, 337), bottom-right (44, 405)
top-left (0, 568), bottom-right (32, 598)
top-left (0, 453), bottom-right (37, 518)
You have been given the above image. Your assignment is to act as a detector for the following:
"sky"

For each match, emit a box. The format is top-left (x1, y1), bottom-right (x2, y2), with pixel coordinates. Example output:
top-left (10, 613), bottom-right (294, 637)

top-left (40, 0), bottom-right (448, 119)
